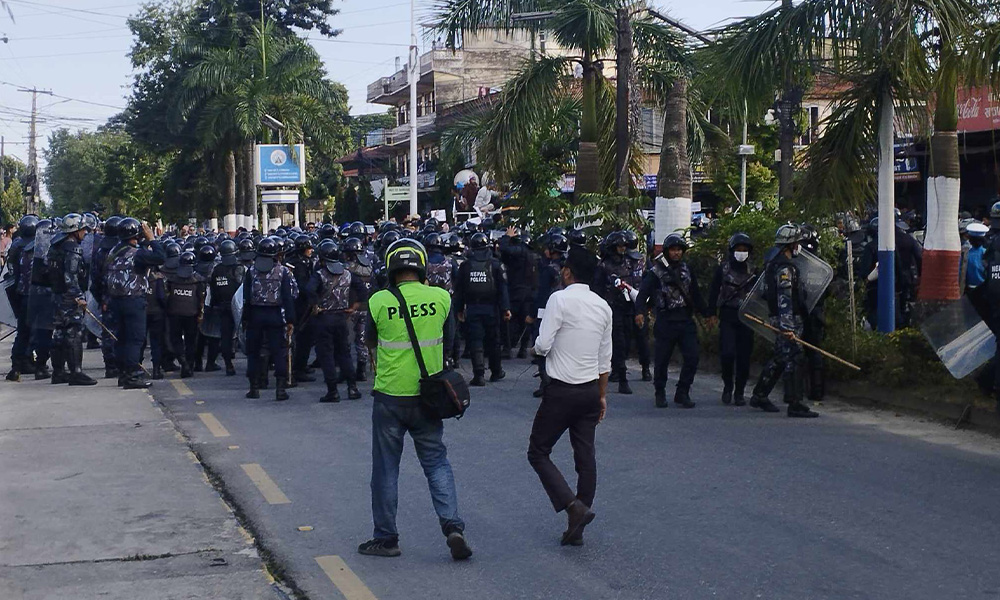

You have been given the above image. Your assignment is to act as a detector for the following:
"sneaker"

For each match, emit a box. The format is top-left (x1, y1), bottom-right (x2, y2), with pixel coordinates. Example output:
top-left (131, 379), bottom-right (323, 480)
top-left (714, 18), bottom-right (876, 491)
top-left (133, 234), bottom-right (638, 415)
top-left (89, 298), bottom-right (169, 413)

top-left (358, 538), bottom-right (401, 558)
top-left (446, 532), bottom-right (473, 560)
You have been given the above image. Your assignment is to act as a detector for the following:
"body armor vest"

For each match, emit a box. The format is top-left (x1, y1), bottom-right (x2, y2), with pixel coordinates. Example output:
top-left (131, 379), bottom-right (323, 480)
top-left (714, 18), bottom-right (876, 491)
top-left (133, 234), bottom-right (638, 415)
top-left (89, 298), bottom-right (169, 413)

top-left (106, 245), bottom-right (148, 297)
top-left (166, 274), bottom-right (201, 317)
top-left (250, 264), bottom-right (288, 307)
top-left (426, 255), bottom-right (453, 293)
top-left (465, 258), bottom-right (496, 302)
top-left (146, 273), bottom-right (164, 317)
top-left (600, 257), bottom-right (631, 305)
top-left (17, 247), bottom-right (33, 295)
top-left (546, 258), bottom-right (565, 293)
top-left (317, 268), bottom-right (352, 312)
top-left (653, 262), bottom-right (691, 311)
top-left (210, 264), bottom-right (244, 306)
top-left (718, 260), bottom-right (755, 309)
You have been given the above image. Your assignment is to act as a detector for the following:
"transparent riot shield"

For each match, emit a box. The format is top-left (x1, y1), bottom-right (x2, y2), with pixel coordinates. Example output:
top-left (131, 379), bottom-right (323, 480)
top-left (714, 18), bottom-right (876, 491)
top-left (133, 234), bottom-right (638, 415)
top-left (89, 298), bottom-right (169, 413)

top-left (231, 283), bottom-right (245, 351)
top-left (83, 291), bottom-right (102, 338)
top-left (34, 226), bottom-right (54, 265)
top-left (0, 277), bottom-right (17, 327)
top-left (920, 296), bottom-right (995, 379)
top-left (81, 232), bottom-right (95, 266)
top-left (739, 249), bottom-right (834, 343)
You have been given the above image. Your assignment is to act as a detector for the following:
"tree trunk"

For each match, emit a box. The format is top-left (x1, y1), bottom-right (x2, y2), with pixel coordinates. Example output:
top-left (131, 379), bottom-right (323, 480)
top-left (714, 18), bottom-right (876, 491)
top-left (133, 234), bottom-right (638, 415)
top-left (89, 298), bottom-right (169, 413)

top-left (223, 150), bottom-right (236, 229)
top-left (614, 8), bottom-right (632, 196)
top-left (657, 77), bottom-right (690, 200)
top-left (919, 54), bottom-right (961, 302)
top-left (576, 53), bottom-right (600, 195)
top-left (242, 142), bottom-right (256, 231)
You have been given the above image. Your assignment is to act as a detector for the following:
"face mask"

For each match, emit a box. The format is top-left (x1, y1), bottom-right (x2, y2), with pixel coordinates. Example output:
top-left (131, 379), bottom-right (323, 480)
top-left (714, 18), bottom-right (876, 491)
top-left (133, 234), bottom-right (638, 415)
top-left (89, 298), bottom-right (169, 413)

top-left (734, 251), bottom-right (749, 263)
top-left (792, 246), bottom-right (802, 257)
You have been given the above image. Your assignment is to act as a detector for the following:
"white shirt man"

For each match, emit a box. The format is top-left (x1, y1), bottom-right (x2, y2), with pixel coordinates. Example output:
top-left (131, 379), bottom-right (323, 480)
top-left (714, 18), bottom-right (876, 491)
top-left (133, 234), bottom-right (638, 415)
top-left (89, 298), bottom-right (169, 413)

top-left (528, 247), bottom-right (611, 547)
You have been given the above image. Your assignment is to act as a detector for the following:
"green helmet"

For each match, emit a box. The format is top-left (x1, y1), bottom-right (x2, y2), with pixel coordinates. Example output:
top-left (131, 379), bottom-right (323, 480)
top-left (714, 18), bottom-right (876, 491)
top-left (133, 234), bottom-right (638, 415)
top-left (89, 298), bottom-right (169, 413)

top-left (60, 213), bottom-right (85, 234)
top-left (774, 223), bottom-right (803, 246)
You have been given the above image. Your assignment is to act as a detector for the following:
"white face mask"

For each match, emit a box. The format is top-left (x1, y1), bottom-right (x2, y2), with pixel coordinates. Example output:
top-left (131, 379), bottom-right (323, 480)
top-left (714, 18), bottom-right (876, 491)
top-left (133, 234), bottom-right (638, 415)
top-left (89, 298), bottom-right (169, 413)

top-left (734, 251), bottom-right (749, 263)
top-left (792, 245), bottom-right (802, 257)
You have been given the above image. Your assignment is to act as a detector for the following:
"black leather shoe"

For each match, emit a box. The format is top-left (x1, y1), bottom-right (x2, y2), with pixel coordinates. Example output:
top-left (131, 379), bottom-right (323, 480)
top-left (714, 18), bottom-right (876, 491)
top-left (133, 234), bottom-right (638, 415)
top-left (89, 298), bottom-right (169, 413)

top-left (204, 362), bottom-right (221, 372)
top-left (51, 371), bottom-right (70, 384)
top-left (319, 386), bottom-right (340, 403)
top-left (562, 500), bottom-right (595, 546)
top-left (673, 388), bottom-right (696, 409)
top-left (641, 366), bottom-right (652, 382)
top-left (470, 374), bottom-right (486, 387)
top-left (152, 366), bottom-right (164, 380)
top-left (489, 370), bottom-right (506, 382)
top-left (446, 532), bottom-right (473, 560)
top-left (293, 371), bottom-right (315, 383)
top-left (788, 402), bottom-right (819, 418)
top-left (655, 391), bottom-right (668, 408)
top-left (246, 387), bottom-right (260, 399)
top-left (5, 369), bottom-right (19, 382)
top-left (721, 386), bottom-right (733, 405)
top-left (225, 360), bottom-right (236, 376)
top-left (104, 367), bottom-right (119, 379)
top-left (275, 381), bottom-right (289, 401)
top-left (733, 393), bottom-right (746, 406)
top-left (68, 372), bottom-right (98, 386)
top-left (347, 384), bottom-right (362, 400)
top-left (123, 376), bottom-right (152, 390)
top-left (618, 379), bottom-right (633, 395)
top-left (34, 365), bottom-right (51, 380)
top-left (749, 395), bottom-right (780, 413)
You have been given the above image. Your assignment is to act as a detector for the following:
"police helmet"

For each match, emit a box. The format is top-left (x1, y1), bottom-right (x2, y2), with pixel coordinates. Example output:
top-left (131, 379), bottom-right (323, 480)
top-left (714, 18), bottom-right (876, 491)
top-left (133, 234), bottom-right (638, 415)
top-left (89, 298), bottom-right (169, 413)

top-left (348, 221), bottom-right (365, 239)
top-left (567, 228), bottom-right (587, 247)
top-left (546, 233), bottom-right (569, 254)
top-left (546, 226), bottom-right (566, 238)
top-left (17, 215), bottom-right (39, 239)
top-left (469, 232), bottom-right (490, 250)
top-left (238, 238), bottom-right (256, 261)
top-left (197, 244), bottom-right (217, 263)
top-left (319, 223), bottom-right (337, 240)
top-left (442, 232), bottom-right (463, 253)
top-left (991, 201), bottom-right (1000, 219)
top-left (378, 230), bottom-right (401, 258)
top-left (61, 213), bottom-right (84, 234)
top-left (163, 242), bottom-right (181, 270)
top-left (424, 232), bottom-right (442, 250)
top-left (82, 213), bottom-right (98, 232)
top-left (256, 237), bottom-right (279, 258)
top-left (385, 238), bottom-right (427, 283)
top-left (343, 237), bottom-right (364, 255)
top-left (118, 217), bottom-right (142, 242)
top-left (663, 233), bottom-right (688, 251)
top-left (295, 236), bottom-right (314, 252)
top-left (606, 231), bottom-right (627, 250)
top-left (728, 232), bottom-right (753, 251)
top-left (318, 240), bottom-right (341, 262)
top-left (182, 242), bottom-right (195, 253)
top-left (179, 251), bottom-right (197, 267)
top-left (799, 223), bottom-right (820, 252)
top-left (425, 217), bottom-right (439, 231)
top-left (480, 217), bottom-right (495, 232)
top-left (623, 230), bottom-right (639, 250)
top-left (193, 236), bottom-right (208, 252)
top-left (774, 223), bottom-right (803, 246)
top-left (103, 216), bottom-right (122, 239)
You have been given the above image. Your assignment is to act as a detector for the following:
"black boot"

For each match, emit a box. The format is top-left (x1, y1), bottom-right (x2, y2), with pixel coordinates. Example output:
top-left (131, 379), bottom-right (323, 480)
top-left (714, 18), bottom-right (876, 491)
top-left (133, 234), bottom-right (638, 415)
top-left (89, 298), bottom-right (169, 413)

top-left (356, 360), bottom-right (367, 382)
top-left (608, 370), bottom-right (620, 383)
top-left (673, 387), bottom-right (695, 409)
top-left (347, 383), bottom-right (362, 400)
top-left (224, 359), bottom-right (236, 376)
top-left (721, 385), bottom-right (733, 405)
top-left (490, 369), bottom-right (506, 382)
top-left (34, 360), bottom-right (51, 380)
top-left (655, 390), bottom-right (668, 408)
top-left (246, 377), bottom-right (260, 399)
top-left (617, 370), bottom-right (632, 395)
top-left (123, 373), bottom-right (151, 389)
top-left (749, 394), bottom-right (780, 413)
top-left (162, 359), bottom-right (178, 373)
top-left (204, 361), bottom-right (221, 372)
top-left (67, 342), bottom-right (97, 386)
top-left (152, 363), bottom-right (164, 380)
top-left (788, 401), bottom-right (819, 418)
top-left (470, 350), bottom-right (486, 386)
top-left (275, 378), bottom-right (289, 401)
top-left (5, 361), bottom-right (19, 382)
top-left (733, 387), bottom-right (747, 406)
top-left (293, 370), bottom-right (315, 383)
top-left (470, 372), bottom-right (486, 387)
top-left (50, 347), bottom-right (69, 384)
top-left (641, 365), bottom-right (652, 382)
top-left (319, 381), bottom-right (340, 403)
top-left (180, 360), bottom-right (193, 379)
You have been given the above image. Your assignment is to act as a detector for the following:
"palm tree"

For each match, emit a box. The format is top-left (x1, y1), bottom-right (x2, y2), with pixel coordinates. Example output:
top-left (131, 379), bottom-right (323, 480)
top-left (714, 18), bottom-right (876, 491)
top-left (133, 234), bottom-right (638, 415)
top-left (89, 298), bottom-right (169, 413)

top-left (711, 0), bottom-right (998, 311)
top-left (176, 22), bottom-right (347, 229)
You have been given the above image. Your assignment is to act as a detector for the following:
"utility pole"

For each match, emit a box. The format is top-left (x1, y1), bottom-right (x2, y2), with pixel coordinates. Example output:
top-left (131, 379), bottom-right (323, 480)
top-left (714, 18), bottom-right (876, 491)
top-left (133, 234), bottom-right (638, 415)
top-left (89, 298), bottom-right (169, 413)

top-left (19, 87), bottom-right (52, 215)
top-left (408, 0), bottom-right (418, 217)
top-left (614, 8), bottom-right (633, 196)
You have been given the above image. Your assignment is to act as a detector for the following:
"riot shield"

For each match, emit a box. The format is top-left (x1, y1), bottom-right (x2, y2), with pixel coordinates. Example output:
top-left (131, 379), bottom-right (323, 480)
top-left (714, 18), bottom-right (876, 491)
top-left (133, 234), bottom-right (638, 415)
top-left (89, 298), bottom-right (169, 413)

top-left (83, 291), bottom-right (102, 338)
top-left (81, 232), bottom-right (95, 265)
top-left (232, 283), bottom-right (245, 351)
top-left (739, 249), bottom-right (834, 343)
top-left (0, 277), bottom-right (17, 327)
top-left (34, 226), bottom-right (54, 265)
top-left (920, 296), bottom-right (995, 379)
top-left (199, 308), bottom-right (221, 338)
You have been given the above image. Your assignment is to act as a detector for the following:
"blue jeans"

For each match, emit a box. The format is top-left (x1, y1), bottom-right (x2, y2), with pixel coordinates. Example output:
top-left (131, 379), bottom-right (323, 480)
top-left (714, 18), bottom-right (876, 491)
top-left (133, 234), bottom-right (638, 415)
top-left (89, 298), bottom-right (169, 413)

top-left (371, 399), bottom-right (464, 540)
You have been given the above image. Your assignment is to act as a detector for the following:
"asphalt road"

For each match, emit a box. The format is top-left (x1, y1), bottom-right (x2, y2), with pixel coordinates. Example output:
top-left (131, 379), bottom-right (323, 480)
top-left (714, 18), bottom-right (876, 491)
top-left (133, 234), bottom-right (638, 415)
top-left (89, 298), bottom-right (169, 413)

top-left (149, 353), bottom-right (1000, 600)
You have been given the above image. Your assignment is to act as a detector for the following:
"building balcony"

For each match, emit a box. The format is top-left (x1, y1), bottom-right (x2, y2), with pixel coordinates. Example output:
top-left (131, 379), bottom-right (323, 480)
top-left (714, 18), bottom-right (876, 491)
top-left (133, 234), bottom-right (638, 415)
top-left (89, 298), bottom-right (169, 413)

top-left (366, 50), bottom-right (461, 105)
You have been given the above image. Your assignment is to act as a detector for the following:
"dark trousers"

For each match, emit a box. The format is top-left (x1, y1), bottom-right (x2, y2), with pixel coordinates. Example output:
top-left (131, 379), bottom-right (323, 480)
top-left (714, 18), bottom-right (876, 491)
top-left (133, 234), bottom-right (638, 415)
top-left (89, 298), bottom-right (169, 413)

top-left (100, 302), bottom-right (117, 368)
top-left (719, 319), bottom-right (753, 393)
top-left (144, 315), bottom-right (165, 365)
top-left (753, 337), bottom-right (804, 402)
top-left (315, 312), bottom-right (354, 384)
top-left (292, 318), bottom-right (315, 374)
top-left (169, 315), bottom-right (199, 365)
top-left (8, 292), bottom-right (30, 362)
top-left (527, 379), bottom-right (601, 512)
top-left (633, 319), bottom-right (650, 368)
top-left (509, 294), bottom-right (534, 352)
top-left (245, 306), bottom-right (287, 380)
top-left (351, 310), bottom-right (369, 365)
top-left (110, 296), bottom-right (147, 376)
top-left (219, 310), bottom-right (236, 360)
top-left (465, 309), bottom-right (501, 375)
top-left (610, 307), bottom-right (635, 376)
top-left (653, 317), bottom-right (699, 393)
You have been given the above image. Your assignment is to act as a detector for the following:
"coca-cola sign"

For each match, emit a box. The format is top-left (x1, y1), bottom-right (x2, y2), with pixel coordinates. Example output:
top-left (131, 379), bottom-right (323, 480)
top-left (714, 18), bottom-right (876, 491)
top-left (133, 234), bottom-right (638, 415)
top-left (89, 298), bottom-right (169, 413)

top-left (957, 88), bottom-right (1000, 132)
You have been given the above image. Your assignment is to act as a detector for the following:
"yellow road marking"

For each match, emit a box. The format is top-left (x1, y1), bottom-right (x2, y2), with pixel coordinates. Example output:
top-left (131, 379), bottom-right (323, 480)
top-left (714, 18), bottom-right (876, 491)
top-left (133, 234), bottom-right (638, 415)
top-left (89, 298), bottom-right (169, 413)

top-left (198, 413), bottom-right (230, 438)
top-left (315, 556), bottom-right (378, 600)
top-left (240, 463), bottom-right (291, 504)
top-left (170, 379), bottom-right (192, 396)
top-left (297, 526), bottom-right (313, 532)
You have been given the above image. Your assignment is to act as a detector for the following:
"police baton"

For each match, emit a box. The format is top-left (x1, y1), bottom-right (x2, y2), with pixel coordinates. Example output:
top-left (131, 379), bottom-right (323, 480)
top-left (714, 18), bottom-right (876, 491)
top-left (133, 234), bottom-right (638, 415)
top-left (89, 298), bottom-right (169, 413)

top-left (83, 306), bottom-right (152, 377)
top-left (286, 323), bottom-right (293, 386)
top-left (0, 328), bottom-right (16, 343)
top-left (742, 313), bottom-right (861, 372)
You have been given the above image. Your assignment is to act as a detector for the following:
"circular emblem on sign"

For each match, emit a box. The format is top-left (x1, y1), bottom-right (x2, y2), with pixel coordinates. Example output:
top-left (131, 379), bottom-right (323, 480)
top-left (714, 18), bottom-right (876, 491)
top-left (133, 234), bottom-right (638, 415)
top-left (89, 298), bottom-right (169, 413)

top-left (270, 150), bottom-right (287, 166)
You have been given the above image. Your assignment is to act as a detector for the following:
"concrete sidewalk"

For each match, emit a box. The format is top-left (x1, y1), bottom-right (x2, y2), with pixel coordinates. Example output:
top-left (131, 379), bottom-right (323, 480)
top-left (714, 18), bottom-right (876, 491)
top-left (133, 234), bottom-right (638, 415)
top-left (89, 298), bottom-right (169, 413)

top-left (0, 336), bottom-right (281, 600)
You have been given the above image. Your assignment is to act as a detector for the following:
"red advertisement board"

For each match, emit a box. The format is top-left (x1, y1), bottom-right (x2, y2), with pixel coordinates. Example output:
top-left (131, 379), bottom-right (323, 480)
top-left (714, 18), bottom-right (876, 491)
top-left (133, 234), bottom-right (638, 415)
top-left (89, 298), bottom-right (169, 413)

top-left (957, 88), bottom-right (1000, 133)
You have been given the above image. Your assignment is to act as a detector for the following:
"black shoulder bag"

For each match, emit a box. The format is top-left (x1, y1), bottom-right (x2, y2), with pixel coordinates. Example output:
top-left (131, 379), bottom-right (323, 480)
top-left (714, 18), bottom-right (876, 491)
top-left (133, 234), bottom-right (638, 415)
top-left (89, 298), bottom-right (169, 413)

top-left (388, 286), bottom-right (470, 419)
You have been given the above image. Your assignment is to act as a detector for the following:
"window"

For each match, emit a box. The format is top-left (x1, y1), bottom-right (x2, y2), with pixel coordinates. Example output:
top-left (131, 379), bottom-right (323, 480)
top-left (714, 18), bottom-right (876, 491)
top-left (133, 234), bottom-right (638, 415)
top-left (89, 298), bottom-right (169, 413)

top-left (799, 106), bottom-right (820, 145)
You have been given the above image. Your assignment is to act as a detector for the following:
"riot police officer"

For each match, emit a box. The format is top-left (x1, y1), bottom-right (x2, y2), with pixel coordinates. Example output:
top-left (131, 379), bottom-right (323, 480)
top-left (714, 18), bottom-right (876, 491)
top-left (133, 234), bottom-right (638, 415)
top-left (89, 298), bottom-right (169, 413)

top-left (288, 235), bottom-right (317, 383)
top-left (5, 215), bottom-right (38, 381)
top-left (105, 217), bottom-right (165, 389)
top-left (593, 231), bottom-right (639, 394)
top-left (205, 239), bottom-right (243, 376)
top-left (454, 232), bottom-right (510, 386)
top-left (499, 227), bottom-right (537, 359)
top-left (344, 236), bottom-right (375, 381)
top-left (708, 232), bottom-right (757, 405)
top-left (92, 215), bottom-right (122, 378)
top-left (424, 233), bottom-right (460, 366)
top-left (635, 234), bottom-right (707, 409)
top-left (27, 219), bottom-right (57, 380)
top-left (748, 224), bottom-right (819, 418)
top-left (165, 252), bottom-right (206, 378)
top-left (307, 240), bottom-right (366, 402)
top-left (237, 237), bottom-right (256, 269)
top-left (800, 225), bottom-right (827, 403)
top-left (242, 237), bottom-right (296, 400)
top-left (529, 232), bottom-right (569, 397)
top-left (623, 230), bottom-right (652, 381)
top-left (47, 214), bottom-right (97, 386)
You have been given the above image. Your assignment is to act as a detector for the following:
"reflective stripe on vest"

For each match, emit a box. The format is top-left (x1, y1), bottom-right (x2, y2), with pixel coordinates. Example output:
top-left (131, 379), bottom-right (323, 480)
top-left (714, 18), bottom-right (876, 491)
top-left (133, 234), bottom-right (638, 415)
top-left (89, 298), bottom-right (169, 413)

top-left (378, 336), bottom-right (444, 350)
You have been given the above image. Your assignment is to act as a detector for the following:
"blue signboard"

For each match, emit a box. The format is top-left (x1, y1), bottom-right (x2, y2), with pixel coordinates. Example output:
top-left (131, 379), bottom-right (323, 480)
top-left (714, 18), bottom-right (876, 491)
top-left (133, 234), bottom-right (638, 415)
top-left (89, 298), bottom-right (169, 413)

top-left (255, 144), bottom-right (306, 186)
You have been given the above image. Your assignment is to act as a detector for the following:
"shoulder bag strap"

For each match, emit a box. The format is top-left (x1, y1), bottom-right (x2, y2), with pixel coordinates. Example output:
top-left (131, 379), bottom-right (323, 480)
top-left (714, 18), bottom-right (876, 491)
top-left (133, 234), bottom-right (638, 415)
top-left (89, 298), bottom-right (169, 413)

top-left (388, 285), bottom-right (430, 380)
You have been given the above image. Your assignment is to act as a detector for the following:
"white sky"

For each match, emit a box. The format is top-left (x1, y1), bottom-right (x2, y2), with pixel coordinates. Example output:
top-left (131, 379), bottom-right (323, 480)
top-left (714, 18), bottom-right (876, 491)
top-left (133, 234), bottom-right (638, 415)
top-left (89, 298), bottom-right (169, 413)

top-left (0, 0), bottom-right (770, 201)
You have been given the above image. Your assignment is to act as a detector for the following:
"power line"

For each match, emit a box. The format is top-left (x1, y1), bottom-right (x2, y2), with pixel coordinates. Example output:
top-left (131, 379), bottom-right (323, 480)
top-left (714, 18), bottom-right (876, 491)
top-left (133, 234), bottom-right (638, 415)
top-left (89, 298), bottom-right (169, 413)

top-left (0, 48), bottom-right (125, 60)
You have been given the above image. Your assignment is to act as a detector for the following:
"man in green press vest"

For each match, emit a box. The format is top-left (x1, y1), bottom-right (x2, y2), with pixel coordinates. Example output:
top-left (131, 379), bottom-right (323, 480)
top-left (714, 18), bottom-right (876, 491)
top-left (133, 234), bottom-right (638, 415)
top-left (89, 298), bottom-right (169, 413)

top-left (358, 238), bottom-right (472, 561)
